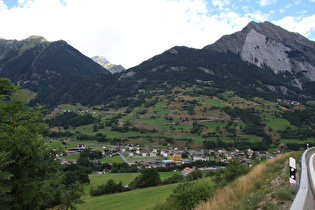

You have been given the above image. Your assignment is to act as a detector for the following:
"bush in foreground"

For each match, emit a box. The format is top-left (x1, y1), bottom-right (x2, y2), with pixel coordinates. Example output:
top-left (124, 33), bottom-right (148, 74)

top-left (154, 181), bottom-right (214, 210)
top-left (90, 179), bottom-right (124, 196)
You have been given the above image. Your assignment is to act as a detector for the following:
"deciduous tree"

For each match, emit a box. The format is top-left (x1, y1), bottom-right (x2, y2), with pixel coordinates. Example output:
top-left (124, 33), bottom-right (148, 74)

top-left (0, 78), bottom-right (83, 209)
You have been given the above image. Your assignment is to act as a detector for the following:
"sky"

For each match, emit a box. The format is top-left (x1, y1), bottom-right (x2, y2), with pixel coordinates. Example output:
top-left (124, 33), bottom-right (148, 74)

top-left (0, 0), bottom-right (315, 68)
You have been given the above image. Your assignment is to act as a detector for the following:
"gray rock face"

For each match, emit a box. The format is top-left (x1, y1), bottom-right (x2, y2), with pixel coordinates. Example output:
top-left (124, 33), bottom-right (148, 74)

top-left (241, 29), bottom-right (292, 74)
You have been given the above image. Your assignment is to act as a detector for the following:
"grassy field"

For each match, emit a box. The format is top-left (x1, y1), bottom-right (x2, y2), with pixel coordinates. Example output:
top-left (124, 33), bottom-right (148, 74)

top-left (280, 138), bottom-right (312, 144)
top-left (126, 156), bottom-right (158, 162)
top-left (17, 88), bottom-right (37, 102)
top-left (100, 156), bottom-right (125, 163)
top-left (262, 114), bottom-right (294, 131)
top-left (84, 173), bottom-right (139, 194)
top-left (79, 171), bottom-right (183, 210)
top-left (61, 153), bottom-right (80, 160)
top-left (79, 183), bottom-right (179, 210)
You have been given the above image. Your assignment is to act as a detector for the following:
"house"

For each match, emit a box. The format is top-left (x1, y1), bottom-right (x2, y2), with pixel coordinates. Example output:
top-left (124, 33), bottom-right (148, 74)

top-left (149, 152), bottom-right (157, 157)
top-left (162, 153), bottom-right (169, 158)
top-left (66, 150), bottom-right (77, 155)
top-left (182, 159), bottom-right (193, 164)
top-left (75, 144), bottom-right (86, 150)
top-left (129, 147), bottom-right (135, 151)
top-left (128, 152), bottom-right (134, 157)
top-left (169, 155), bottom-right (181, 161)
top-left (161, 150), bottom-right (167, 156)
top-left (193, 156), bottom-right (209, 161)
top-left (162, 160), bottom-right (176, 167)
top-left (136, 149), bottom-right (141, 154)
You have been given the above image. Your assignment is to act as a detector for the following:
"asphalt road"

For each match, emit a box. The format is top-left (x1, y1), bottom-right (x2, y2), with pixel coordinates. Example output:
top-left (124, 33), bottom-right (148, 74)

top-left (304, 150), bottom-right (315, 210)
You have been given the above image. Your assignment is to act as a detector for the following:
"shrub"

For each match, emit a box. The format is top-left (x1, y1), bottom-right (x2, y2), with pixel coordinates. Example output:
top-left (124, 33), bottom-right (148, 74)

top-left (129, 168), bottom-right (161, 189)
top-left (163, 173), bottom-right (185, 184)
top-left (155, 181), bottom-right (214, 210)
top-left (213, 160), bottom-right (250, 185)
top-left (90, 179), bottom-right (124, 196)
top-left (186, 168), bottom-right (203, 181)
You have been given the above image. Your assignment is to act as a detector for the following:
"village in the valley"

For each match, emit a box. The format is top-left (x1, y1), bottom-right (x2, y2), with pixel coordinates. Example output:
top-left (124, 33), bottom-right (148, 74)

top-left (60, 142), bottom-right (281, 172)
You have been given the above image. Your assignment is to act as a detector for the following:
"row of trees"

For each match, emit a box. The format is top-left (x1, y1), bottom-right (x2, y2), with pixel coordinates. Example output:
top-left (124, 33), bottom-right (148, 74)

top-left (45, 112), bottom-right (96, 129)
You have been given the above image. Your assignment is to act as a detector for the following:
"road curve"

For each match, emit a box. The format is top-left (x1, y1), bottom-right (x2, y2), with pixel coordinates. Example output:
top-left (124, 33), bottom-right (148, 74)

top-left (290, 147), bottom-right (315, 210)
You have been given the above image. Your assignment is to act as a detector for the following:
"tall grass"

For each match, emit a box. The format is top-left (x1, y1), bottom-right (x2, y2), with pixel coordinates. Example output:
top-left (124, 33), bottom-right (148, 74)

top-left (195, 154), bottom-right (288, 210)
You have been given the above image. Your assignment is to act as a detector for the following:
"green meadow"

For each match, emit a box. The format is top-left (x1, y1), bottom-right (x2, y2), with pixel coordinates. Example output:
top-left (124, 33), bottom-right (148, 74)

top-left (79, 171), bottom-right (187, 210)
top-left (79, 173), bottom-right (214, 210)
top-left (262, 114), bottom-right (295, 131)
top-left (100, 156), bottom-right (125, 163)
top-left (79, 183), bottom-right (178, 210)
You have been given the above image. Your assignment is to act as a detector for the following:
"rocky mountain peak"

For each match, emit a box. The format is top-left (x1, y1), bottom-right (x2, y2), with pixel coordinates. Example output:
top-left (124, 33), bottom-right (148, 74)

top-left (26, 35), bottom-right (47, 41)
top-left (205, 21), bottom-right (315, 89)
top-left (91, 56), bottom-right (125, 73)
top-left (91, 56), bottom-right (110, 65)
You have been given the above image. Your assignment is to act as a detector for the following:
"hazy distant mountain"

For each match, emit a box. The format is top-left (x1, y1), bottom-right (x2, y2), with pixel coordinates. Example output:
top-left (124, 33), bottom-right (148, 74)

top-left (91, 56), bottom-right (125, 73)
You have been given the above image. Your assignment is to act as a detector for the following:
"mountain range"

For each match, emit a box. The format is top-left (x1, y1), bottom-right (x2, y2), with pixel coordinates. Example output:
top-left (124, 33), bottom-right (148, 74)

top-left (0, 21), bottom-right (315, 107)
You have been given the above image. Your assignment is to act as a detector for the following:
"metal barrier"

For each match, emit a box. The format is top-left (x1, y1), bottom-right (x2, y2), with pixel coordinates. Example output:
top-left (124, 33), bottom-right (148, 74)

top-left (290, 147), bottom-right (315, 210)
top-left (308, 153), bottom-right (315, 201)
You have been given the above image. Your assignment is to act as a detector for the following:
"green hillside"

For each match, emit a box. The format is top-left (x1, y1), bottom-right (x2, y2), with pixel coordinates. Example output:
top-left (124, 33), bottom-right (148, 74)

top-left (45, 84), bottom-right (315, 151)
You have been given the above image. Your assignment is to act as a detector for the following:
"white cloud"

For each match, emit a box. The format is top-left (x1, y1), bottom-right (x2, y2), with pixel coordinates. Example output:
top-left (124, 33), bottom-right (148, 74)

top-left (0, 0), bottom-right (7, 10)
top-left (212, 0), bottom-right (231, 9)
top-left (246, 10), bottom-right (269, 21)
top-left (272, 14), bottom-right (315, 38)
top-left (285, 0), bottom-right (301, 9)
top-left (0, 0), bottom-right (313, 68)
top-left (279, 8), bottom-right (285, 13)
top-left (257, 0), bottom-right (277, 7)
top-left (1, 0), bottom-right (255, 68)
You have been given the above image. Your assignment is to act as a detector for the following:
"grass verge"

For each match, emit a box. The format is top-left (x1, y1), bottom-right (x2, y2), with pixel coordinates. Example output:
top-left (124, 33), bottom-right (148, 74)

top-left (195, 152), bottom-right (299, 210)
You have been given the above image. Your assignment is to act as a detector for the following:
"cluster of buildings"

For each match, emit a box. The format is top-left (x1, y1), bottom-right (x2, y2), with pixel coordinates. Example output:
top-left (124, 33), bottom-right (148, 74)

top-left (244, 102), bottom-right (277, 109)
top-left (60, 142), bottom-right (280, 168)
top-left (54, 108), bottom-right (96, 114)
top-left (113, 145), bottom-right (279, 168)
top-left (276, 99), bottom-right (301, 106)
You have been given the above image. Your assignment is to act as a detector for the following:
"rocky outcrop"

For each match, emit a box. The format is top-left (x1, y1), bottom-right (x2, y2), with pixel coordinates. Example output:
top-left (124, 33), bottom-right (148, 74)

top-left (241, 29), bottom-right (292, 74)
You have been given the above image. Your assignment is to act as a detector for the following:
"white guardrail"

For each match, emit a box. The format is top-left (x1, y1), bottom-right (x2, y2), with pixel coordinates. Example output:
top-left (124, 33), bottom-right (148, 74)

top-left (290, 147), bottom-right (315, 210)
top-left (309, 153), bottom-right (315, 202)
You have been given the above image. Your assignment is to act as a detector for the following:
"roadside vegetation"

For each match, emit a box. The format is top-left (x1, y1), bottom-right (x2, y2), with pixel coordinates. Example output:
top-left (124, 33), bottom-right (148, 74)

top-left (195, 151), bottom-right (301, 210)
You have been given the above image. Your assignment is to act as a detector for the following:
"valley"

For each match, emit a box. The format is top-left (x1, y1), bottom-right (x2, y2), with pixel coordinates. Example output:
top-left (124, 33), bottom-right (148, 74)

top-left (1, 20), bottom-right (315, 209)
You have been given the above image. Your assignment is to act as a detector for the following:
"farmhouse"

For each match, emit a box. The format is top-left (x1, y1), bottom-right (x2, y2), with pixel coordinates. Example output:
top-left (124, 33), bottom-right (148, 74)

top-left (161, 160), bottom-right (176, 167)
